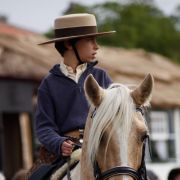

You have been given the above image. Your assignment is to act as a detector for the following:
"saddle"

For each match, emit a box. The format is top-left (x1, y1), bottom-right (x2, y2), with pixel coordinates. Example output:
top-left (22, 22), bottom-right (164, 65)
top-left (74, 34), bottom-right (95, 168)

top-left (50, 148), bottom-right (81, 180)
top-left (27, 129), bottom-right (83, 179)
top-left (27, 146), bottom-right (59, 180)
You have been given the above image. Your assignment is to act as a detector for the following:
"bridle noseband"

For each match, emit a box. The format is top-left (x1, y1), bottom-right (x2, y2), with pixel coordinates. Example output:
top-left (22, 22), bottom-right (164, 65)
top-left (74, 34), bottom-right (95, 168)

top-left (92, 106), bottom-right (149, 180)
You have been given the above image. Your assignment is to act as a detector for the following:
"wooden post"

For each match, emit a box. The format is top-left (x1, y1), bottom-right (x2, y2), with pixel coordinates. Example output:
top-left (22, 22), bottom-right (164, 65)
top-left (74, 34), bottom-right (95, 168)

top-left (19, 112), bottom-right (33, 169)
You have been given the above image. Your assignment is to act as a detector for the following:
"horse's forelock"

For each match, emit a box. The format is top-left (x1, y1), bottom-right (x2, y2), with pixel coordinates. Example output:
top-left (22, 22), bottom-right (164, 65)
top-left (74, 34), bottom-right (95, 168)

top-left (87, 83), bottom-right (135, 164)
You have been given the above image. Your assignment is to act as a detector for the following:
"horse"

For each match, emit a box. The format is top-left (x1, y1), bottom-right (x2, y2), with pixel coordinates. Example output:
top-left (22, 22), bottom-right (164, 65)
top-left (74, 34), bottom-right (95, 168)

top-left (51, 73), bottom-right (154, 180)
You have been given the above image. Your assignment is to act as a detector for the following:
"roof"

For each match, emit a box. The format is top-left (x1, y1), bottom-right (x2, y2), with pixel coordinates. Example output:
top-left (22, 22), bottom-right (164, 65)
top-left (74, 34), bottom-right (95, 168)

top-left (0, 22), bottom-right (180, 108)
top-left (97, 47), bottom-right (180, 108)
top-left (0, 22), bottom-right (60, 81)
top-left (0, 22), bottom-right (36, 36)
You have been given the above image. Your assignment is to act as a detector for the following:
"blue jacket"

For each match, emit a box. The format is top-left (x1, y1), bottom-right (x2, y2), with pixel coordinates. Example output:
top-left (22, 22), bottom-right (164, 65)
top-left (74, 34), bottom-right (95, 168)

top-left (35, 61), bottom-right (112, 155)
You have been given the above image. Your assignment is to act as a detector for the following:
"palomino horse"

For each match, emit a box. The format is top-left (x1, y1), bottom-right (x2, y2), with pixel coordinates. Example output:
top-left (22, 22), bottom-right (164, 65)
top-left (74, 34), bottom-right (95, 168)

top-left (52, 74), bottom-right (154, 180)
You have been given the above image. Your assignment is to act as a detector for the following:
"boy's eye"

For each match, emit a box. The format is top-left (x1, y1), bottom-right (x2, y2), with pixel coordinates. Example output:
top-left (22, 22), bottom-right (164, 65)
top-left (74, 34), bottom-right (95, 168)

top-left (87, 37), bottom-right (95, 41)
top-left (86, 37), bottom-right (93, 41)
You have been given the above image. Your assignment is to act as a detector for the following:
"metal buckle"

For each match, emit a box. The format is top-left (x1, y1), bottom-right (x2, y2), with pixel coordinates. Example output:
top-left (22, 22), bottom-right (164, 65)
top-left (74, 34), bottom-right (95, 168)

top-left (79, 129), bottom-right (84, 144)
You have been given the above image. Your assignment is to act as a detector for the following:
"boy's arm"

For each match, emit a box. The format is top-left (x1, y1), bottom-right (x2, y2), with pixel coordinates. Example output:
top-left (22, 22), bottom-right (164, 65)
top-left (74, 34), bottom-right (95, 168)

top-left (35, 88), bottom-right (67, 156)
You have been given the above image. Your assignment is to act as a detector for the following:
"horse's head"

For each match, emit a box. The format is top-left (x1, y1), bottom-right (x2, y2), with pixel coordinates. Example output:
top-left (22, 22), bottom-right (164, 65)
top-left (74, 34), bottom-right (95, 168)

top-left (84, 74), bottom-right (154, 180)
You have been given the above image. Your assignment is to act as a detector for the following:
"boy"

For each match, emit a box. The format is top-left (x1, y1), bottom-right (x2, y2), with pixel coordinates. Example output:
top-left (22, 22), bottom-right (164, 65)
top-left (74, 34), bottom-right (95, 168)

top-left (36, 13), bottom-right (115, 158)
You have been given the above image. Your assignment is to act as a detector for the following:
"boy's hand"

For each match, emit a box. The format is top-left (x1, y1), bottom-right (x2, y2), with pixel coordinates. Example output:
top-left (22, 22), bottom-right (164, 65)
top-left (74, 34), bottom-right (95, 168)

top-left (61, 139), bottom-right (74, 156)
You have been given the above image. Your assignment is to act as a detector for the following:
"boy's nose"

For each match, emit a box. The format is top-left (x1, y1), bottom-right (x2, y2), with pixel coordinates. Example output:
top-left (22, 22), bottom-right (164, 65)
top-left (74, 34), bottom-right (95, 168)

top-left (94, 41), bottom-right (99, 50)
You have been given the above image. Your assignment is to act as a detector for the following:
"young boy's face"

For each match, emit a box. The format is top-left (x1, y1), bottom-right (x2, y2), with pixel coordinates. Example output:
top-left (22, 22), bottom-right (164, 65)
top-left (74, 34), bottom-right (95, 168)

top-left (75, 37), bottom-right (99, 62)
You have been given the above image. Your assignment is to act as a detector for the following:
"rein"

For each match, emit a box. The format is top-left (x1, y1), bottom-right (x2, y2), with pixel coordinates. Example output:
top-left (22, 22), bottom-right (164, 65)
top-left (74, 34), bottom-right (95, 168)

top-left (92, 106), bottom-right (149, 180)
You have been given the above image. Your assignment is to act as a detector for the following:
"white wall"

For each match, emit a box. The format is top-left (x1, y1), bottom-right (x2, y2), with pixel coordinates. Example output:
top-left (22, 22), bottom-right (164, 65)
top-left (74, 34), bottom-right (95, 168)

top-left (146, 109), bottom-right (180, 180)
top-left (147, 163), bottom-right (179, 180)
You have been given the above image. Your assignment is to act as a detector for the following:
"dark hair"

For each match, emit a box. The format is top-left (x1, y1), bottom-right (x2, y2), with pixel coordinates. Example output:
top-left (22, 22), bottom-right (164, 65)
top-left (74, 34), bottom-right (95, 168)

top-left (55, 38), bottom-right (80, 57)
top-left (55, 41), bottom-right (67, 57)
top-left (168, 168), bottom-right (180, 180)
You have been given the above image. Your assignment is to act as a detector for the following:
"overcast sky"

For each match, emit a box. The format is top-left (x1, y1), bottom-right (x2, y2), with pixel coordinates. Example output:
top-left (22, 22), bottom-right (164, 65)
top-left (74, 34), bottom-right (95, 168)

top-left (0, 0), bottom-right (179, 33)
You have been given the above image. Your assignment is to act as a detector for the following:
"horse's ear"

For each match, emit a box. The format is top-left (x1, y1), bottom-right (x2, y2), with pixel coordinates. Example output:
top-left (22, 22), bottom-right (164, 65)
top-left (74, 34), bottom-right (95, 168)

top-left (131, 74), bottom-right (154, 106)
top-left (84, 74), bottom-right (104, 107)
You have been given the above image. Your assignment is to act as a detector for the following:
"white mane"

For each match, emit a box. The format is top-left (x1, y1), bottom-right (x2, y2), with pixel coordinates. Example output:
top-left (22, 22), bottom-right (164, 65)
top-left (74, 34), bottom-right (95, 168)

top-left (0, 172), bottom-right (5, 180)
top-left (87, 83), bottom-right (135, 164)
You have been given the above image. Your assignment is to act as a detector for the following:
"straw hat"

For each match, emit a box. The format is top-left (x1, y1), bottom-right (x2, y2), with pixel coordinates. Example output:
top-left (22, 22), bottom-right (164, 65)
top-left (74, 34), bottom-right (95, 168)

top-left (39, 13), bottom-right (115, 45)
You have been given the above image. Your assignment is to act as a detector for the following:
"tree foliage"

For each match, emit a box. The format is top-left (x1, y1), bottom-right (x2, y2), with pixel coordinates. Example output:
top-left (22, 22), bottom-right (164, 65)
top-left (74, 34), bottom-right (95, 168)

top-left (45, 2), bottom-right (180, 63)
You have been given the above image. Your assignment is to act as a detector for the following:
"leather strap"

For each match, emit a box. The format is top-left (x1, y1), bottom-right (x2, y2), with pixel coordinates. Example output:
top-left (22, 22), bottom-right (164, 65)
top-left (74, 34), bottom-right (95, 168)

top-left (96, 166), bottom-right (141, 180)
top-left (55, 26), bottom-right (97, 38)
top-left (64, 129), bottom-right (84, 139)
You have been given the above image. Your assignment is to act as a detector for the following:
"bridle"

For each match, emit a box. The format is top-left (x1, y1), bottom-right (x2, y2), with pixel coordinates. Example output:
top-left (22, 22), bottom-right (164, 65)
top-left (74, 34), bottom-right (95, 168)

top-left (91, 106), bottom-right (149, 180)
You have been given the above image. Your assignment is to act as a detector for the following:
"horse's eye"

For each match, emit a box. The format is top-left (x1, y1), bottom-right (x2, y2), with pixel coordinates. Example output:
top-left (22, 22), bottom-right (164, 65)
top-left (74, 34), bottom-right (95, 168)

top-left (141, 133), bottom-right (149, 142)
top-left (136, 107), bottom-right (145, 116)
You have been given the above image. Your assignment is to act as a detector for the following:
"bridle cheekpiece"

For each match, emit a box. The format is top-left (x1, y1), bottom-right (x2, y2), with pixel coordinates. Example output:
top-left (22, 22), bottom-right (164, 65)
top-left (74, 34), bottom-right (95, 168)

top-left (91, 106), bottom-right (148, 180)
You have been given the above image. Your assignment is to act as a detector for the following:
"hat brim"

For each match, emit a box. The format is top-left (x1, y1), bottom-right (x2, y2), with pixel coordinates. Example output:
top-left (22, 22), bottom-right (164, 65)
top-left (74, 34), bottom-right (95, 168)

top-left (38, 31), bottom-right (116, 45)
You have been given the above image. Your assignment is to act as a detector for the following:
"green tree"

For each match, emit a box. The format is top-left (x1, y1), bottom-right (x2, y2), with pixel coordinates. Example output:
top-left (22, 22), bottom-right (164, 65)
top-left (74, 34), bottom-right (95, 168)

top-left (171, 5), bottom-right (180, 29)
top-left (45, 2), bottom-right (180, 63)
top-left (92, 2), bottom-right (180, 62)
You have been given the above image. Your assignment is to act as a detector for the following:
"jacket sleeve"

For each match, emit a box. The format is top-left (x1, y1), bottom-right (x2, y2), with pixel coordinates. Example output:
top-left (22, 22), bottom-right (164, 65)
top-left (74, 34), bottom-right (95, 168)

top-left (35, 83), bottom-right (67, 156)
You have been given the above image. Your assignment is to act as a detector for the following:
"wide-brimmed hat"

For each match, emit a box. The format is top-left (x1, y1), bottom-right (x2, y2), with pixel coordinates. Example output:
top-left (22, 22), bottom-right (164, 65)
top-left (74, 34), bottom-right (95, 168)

top-left (39, 13), bottom-right (115, 45)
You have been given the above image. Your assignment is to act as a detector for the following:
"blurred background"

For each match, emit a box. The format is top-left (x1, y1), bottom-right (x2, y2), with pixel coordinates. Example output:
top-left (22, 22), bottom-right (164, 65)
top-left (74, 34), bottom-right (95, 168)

top-left (0, 0), bottom-right (180, 179)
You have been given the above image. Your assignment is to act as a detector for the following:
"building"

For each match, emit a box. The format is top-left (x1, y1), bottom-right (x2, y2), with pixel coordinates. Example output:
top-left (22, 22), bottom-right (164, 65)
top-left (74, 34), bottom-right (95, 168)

top-left (0, 22), bottom-right (180, 179)
top-left (0, 22), bottom-right (59, 179)
top-left (97, 46), bottom-right (180, 179)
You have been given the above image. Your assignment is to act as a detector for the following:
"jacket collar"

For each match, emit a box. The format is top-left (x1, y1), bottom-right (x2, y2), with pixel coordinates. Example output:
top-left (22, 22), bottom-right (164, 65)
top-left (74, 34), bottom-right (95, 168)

top-left (49, 61), bottom-right (98, 77)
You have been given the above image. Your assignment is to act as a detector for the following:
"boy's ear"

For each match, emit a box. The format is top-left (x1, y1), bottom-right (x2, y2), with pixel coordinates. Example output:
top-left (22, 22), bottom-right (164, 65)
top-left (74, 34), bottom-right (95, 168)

top-left (64, 40), bottom-right (73, 50)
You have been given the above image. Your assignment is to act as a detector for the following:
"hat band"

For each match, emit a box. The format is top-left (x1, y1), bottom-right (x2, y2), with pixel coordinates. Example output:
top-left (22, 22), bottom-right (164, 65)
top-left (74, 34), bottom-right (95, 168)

top-left (55, 26), bottom-right (97, 38)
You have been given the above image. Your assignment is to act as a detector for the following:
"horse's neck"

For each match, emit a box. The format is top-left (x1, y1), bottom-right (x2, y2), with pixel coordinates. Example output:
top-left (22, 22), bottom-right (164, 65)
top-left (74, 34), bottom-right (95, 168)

top-left (80, 114), bottom-right (94, 179)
